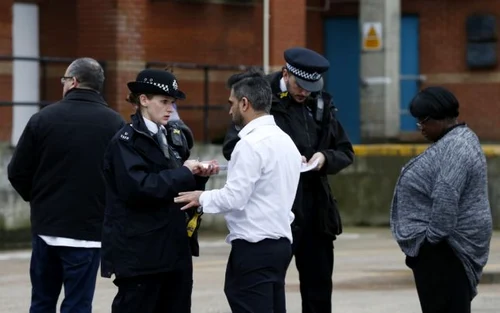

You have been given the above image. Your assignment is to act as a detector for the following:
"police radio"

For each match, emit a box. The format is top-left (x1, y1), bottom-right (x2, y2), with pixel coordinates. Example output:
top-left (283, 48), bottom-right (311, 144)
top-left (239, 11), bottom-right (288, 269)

top-left (187, 206), bottom-right (203, 237)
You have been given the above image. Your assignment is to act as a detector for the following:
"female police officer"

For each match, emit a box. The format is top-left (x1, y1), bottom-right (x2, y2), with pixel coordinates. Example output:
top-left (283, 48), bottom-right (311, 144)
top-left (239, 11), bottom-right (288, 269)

top-left (100, 69), bottom-right (216, 313)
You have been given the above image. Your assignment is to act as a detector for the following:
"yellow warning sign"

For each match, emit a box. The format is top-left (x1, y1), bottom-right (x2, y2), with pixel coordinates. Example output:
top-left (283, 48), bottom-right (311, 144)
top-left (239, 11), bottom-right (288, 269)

top-left (362, 22), bottom-right (383, 51)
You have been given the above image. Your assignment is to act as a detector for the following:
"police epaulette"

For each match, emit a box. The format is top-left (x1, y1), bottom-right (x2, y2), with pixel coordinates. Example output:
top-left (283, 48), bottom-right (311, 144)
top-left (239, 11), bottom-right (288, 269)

top-left (119, 129), bottom-right (131, 142)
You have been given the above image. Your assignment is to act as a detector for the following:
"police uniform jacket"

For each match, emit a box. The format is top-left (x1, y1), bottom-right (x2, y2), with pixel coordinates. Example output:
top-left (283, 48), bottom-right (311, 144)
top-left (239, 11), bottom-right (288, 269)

top-left (222, 71), bottom-right (354, 240)
top-left (101, 113), bottom-right (207, 279)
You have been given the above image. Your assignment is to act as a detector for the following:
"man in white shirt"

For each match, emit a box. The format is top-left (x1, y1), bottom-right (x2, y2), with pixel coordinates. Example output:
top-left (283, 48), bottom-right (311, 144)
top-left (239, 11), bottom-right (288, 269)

top-left (174, 69), bottom-right (302, 313)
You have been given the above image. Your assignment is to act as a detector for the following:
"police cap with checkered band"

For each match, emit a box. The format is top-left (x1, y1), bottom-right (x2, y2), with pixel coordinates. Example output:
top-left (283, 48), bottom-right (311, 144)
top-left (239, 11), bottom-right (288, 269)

top-left (127, 69), bottom-right (186, 100)
top-left (284, 47), bottom-right (330, 92)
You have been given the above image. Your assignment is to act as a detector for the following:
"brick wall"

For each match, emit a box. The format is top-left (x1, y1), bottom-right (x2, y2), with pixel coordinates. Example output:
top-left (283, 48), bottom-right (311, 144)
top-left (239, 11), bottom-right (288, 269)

top-left (0, 0), bottom-right (13, 142)
top-left (1, 0), bottom-right (314, 143)
top-left (405, 0), bottom-right (500, 141)
top-left (312, 0), bottom-right (500, 142)
top-left (42, 0), bottom-right (147, 115)
top-left (269, 0), bottom-right (306, 65)
top-left (144, 0), bottom-right (306, 142)
top-left (5, 0), bottom-right (497, 143)
top-left (1, 0), bottom-right (79, 141)
top-left (39, 0), bottom-right (77, 103)
top-left (112, 0), bottom-right (148, 117)
top-left (146, 2), bottom-right (263, 65)
top-left (76, 0), bottom-right (120, 112)
top-left (143, 1), bottom-right (261, 141)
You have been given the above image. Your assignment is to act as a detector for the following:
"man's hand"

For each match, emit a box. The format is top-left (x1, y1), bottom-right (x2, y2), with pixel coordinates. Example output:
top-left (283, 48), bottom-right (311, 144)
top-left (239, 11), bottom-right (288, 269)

top-left (197, 160), bottom-right (220, 177)
top-left (307, 152), bottom-right (326, 170)
top-left (174, 191), bottom-right (203, 210)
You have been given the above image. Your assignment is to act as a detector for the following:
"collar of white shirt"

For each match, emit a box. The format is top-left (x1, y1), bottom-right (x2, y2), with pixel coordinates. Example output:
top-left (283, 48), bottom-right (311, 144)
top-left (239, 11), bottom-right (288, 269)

top-left (280, 77), bottom-right (287, 92)
top-left (143, 116), bottom-right (165, 135)
top-left (237, 115), bottom-right (276, 139)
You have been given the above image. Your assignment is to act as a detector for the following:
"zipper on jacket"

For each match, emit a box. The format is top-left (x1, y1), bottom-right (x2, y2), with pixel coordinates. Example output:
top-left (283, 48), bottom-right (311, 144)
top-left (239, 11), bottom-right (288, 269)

top-left (131, 126), bottom-right (164, 152)
top-left (302, 106), bottom-right (312, 149)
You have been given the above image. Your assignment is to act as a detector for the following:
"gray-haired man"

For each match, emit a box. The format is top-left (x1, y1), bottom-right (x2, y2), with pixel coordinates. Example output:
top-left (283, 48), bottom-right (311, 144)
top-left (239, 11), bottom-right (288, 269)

top-left (8, 57), bottom-right (125, 313)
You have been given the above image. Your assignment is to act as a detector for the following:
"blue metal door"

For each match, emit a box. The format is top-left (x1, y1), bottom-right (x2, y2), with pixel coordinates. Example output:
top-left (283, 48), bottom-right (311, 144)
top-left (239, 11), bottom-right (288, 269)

top-left (400, 15), bottom-right (420, 131)
top-left (323, 15), bottom-right (420, 141)
top-left (323, 17), bottom-right (361, 144)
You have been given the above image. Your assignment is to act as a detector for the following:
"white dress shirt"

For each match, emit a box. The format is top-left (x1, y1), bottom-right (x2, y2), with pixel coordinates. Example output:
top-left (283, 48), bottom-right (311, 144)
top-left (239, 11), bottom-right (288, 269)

top-left (144, 116), bottom-right (165, 134)
top-left (199, 115), bottom-right (302, 244)
top-left (39, 116), bottom-right (163, 249)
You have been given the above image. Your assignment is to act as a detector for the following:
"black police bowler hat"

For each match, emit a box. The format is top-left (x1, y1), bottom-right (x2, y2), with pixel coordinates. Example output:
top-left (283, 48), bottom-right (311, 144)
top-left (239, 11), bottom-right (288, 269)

top-left (127, 69), bottom-right (186, 100)
top-left (284, 47), bottom-right (330, 92)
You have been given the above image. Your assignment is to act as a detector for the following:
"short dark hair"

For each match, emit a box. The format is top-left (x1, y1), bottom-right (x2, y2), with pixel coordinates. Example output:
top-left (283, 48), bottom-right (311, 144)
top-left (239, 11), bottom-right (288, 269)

top-left (67, 57), bottom-right (105, 92)
top-left (409, 86), bottom-right (459, 120)
top-left (226, 68), bottom-right (272, 113)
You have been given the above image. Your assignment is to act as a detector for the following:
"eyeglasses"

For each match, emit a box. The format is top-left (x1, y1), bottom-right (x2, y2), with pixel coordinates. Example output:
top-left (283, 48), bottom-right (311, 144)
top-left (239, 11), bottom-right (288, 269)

top-left (416, 116), bottom-right (431, 128)
top-left (60, 76), bottom-right (75, 85)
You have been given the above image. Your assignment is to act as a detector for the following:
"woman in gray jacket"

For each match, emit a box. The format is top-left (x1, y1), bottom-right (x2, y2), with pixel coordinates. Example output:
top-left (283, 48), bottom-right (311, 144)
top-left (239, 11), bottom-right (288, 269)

top-left (390, 86), bottom-right (492, 313)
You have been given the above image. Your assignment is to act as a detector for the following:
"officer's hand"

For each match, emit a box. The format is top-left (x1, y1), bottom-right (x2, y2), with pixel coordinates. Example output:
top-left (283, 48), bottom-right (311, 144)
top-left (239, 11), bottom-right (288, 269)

top-left (183, 160), bottom-right (202, 174)
top-left (308, 152), bottom-right (326, 170)
top-left (197, 160), bottom-right (220, 177)
top-left (301, 155), bottom-right (307, 163)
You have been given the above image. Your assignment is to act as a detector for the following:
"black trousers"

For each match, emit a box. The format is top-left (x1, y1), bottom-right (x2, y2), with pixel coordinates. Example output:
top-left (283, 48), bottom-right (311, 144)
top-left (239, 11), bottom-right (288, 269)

top-left (292, 229), bottom-right (334, 313)
top-left (111, 266), bottom-right (193, 313)
top-left (224, 237), bottom-right (292, 313)
top-left (406, 240), bottom-right (471, 313)
top-left (29, 235), bottom-right (100, 313)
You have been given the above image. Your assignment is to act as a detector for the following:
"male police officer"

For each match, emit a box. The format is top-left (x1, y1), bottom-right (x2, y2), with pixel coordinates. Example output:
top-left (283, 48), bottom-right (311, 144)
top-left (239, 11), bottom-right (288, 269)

top-left (222, 47), bottom-right (354, 313)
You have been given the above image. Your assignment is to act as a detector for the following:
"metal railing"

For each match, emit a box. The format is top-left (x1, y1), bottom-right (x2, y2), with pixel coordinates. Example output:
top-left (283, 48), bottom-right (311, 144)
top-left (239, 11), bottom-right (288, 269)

top-left (145, 61), bottom-right (258, 142)
top-left (0, 56), bottom-right (257, 143)
top-left (0, 55), bottom-right (108, 109)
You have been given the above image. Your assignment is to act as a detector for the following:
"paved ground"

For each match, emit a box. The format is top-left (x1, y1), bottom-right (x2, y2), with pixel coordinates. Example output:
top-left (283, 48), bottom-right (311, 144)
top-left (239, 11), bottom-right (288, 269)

top-left (1, 228), bottom-right (499, 313)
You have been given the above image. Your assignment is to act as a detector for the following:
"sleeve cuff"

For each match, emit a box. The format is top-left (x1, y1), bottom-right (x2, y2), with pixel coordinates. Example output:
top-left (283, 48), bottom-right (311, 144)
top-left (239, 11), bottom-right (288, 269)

top-left (199, 190), bottom-right (221, 214)
top-left (199, 191), bottom-right (208, 207)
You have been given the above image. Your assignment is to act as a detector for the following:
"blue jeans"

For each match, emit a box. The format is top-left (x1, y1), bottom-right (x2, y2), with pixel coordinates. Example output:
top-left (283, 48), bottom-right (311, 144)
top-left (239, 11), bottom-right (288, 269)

top-left (29, 235), bottom-right (100, 313)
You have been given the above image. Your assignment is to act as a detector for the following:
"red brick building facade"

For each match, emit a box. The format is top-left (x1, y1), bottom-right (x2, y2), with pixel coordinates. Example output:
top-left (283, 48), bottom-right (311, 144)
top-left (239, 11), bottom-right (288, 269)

top-left (1, 0), bottom-right (499, 142)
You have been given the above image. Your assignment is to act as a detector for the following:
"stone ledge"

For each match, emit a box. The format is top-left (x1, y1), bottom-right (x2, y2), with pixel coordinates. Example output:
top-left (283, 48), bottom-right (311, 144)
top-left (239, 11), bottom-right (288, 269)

top-left (481, 271), bottom-right (500, 284)
top-left (353, 144), bottom-right (500, 157)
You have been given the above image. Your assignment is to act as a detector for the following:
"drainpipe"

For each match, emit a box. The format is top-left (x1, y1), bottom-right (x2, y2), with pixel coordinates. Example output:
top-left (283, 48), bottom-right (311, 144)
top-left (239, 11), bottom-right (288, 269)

top-left (263, 0), bottom-right (270, 74)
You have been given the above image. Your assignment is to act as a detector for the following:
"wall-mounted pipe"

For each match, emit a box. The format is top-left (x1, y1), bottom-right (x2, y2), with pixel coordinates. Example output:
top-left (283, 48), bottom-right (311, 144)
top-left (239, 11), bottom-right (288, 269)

top-left (263, 0), bottom-right (270, 74)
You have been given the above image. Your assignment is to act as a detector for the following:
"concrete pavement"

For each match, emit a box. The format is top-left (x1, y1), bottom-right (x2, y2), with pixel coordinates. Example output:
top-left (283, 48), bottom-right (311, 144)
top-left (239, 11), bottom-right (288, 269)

top-left (0, 228), bottom-right (499, 313)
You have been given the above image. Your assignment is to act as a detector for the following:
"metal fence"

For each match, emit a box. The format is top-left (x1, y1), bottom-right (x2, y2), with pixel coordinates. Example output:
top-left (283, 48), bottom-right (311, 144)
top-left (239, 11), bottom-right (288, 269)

top-left (0, 56), bottom-right (257, 143)
top-left (145, 61), bottom-right (257, 142)
top-left (0, 55), bottom-right (108, 109)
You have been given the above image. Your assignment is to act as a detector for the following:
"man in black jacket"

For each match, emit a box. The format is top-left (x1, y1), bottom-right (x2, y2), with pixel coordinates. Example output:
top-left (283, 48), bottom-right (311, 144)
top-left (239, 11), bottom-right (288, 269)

top-left (222, 47), bottom-right (354, 313)
top-left (8, 57), bottom-right (125, 313)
